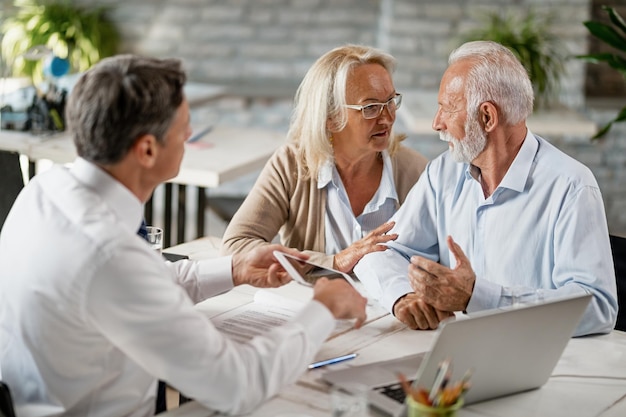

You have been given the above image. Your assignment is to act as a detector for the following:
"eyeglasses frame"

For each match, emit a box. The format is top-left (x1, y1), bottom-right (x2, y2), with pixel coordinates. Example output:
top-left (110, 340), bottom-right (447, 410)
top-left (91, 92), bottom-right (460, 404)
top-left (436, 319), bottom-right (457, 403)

top-left (344, 93), bottom-right (403, 119)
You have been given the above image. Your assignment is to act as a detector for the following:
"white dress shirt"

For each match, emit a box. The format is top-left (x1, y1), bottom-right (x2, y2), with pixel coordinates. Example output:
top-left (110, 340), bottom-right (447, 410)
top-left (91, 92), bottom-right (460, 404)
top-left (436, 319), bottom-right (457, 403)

top-left (0, 158), bottom-right (335, 417)
top-left (320, 150), bottom-right (398, 254)
top-left (355, 131), bottom-right (617, 336)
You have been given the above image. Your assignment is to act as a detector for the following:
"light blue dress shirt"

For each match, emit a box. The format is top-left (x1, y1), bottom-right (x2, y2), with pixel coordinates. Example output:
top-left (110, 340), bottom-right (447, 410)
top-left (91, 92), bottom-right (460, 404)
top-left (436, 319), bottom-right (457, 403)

top-left (354, 131), bottom-right (617, 336)
top-left (319, 150), bottom-right (398, 255)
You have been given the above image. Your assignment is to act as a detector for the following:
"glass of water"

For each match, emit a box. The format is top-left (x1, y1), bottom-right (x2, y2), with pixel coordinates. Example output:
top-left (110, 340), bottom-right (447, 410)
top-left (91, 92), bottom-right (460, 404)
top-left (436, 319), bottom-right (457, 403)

top-left (146, 226), bottom-right (163, 254)
top-left (330, 383), bottom-right (368, 417)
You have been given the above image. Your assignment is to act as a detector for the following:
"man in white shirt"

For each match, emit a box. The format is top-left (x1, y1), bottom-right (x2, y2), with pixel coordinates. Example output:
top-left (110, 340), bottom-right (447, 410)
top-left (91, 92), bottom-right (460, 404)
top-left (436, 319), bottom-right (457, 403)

top-left (0, 55), bottom-right (367, 417)
top-left (354, 40), bottom-right (617, 337)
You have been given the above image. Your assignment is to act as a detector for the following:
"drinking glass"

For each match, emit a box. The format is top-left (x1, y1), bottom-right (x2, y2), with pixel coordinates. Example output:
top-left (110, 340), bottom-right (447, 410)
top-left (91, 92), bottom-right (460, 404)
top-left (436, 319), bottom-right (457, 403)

top-left (146, 226), bottom-right (163, 254)
top-left (330, 383), bottom-right (368, 417)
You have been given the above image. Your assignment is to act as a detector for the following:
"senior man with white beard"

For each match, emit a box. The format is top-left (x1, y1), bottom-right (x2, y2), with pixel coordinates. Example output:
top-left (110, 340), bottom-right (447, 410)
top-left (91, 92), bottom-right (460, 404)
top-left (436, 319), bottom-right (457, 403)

top-left (353, 40), bottom-right (617, 337)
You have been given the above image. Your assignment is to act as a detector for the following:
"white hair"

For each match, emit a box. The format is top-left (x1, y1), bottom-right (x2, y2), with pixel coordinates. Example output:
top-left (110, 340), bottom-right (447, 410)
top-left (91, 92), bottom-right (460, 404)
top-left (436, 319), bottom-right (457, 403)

top-left (449, 40), bottom-right (534, 125)
top-left (287, 44), bottom-right (398, 179)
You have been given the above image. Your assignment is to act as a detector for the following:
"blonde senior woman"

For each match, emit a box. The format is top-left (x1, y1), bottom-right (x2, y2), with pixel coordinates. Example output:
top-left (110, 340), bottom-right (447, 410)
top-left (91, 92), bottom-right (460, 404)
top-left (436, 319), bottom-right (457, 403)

top-left (221, 44), bottom-right (428, 272)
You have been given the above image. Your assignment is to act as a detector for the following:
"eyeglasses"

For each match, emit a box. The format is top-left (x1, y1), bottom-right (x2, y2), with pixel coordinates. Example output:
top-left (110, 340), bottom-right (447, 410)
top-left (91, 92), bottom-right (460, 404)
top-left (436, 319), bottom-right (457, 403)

top-left (344, 93), bottom-right (402, 119)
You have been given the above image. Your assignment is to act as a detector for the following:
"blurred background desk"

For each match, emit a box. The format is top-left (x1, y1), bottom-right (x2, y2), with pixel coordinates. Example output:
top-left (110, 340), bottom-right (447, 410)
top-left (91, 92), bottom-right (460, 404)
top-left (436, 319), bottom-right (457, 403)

top-left (0, 123), bottom-right (284, 246)
top-left (161, 238), bottom-right (626, 417)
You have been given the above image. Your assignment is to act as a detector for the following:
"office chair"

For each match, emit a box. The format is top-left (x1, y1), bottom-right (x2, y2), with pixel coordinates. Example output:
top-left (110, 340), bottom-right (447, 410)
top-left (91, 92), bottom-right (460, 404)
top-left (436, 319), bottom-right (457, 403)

top-left (0, 381), bottom-right (16, 417)
top-left (0, 150), bottom-right (24, 232)
top-left (610, 234), bottom-right (626, 332)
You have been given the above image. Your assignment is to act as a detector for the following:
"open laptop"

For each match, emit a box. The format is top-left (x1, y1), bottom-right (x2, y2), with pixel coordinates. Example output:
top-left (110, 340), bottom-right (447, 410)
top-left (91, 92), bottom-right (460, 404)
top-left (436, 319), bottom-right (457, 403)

top-left (322, 293), bottom-right (592, 417)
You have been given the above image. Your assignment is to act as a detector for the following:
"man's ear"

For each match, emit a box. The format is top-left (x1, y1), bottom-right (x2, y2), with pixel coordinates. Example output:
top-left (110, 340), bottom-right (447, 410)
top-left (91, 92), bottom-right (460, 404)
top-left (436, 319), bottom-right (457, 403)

top-left (131, 134), bottom-right (159, 168)
top-left (479, 101), bottom-right (498, 132)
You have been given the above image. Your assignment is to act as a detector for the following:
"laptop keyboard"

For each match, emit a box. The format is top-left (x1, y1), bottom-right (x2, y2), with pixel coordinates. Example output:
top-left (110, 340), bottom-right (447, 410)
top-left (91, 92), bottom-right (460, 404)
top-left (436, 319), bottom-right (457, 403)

top-left (373, 380), bottom-right (414, 404)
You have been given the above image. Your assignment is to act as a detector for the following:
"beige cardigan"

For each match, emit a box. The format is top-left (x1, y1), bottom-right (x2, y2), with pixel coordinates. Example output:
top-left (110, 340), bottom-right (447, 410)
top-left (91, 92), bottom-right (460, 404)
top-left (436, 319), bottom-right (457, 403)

top-left (220, 142), bottom-right (428, 267)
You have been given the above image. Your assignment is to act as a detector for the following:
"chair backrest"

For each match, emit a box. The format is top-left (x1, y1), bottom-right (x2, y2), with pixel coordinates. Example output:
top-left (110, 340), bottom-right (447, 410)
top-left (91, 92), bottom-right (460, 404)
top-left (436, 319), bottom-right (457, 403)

top-left (610, 234), bottom-right (626, 331)
top-left (0, 381), bottom-right (16, 417)
top-left (0, 150), bottom-right (24, 233)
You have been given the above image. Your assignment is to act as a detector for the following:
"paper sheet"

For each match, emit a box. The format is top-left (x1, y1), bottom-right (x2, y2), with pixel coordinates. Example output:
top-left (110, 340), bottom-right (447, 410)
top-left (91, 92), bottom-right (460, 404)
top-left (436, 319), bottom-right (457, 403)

top-left (211, 291), bottom-right (300, 343)
top-left (210, 288), bottom-right (390, 344)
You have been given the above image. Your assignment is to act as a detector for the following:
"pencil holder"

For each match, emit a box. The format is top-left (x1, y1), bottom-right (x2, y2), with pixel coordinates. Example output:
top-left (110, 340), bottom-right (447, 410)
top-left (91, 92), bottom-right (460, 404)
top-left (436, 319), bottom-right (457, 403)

top-left (406, 396), bottom-right (464, 417)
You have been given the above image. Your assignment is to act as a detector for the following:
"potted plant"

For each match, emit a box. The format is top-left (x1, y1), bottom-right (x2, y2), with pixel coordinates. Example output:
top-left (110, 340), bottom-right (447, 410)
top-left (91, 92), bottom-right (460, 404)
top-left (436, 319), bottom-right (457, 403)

top-left (1, 0), bottom-right (119, 84)
top-left (577, 5), bottom-right (626, 139)
top-left (461, 9), bottom-right (567, 109)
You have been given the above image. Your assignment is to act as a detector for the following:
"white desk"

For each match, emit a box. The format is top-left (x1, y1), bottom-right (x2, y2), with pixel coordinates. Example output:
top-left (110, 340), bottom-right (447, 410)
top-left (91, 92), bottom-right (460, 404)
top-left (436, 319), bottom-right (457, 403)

top-left (161, 239), bottom-right (626, 417)
top-left (398, 90), bottom-right (598, 137)
top-left (0, 81), bottom-right (286, 245)
top-left (0, 124), bottom-right (285, 245)
top-left (0, 78), bottom-right (272, 188)
top-left (0, 125), bottom-right (283, 187)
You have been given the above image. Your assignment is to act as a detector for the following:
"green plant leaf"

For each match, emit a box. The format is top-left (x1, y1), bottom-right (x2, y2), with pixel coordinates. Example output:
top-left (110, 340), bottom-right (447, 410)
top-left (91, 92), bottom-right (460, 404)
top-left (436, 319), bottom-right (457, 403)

top-left (592, 122), bottom-right (613, 140)
top-left (592, 106), bottom-right (626, 140)
top-left (578, 6), bottom-right (626, 140)
top-left (614, 106), bottom-right (626, 122)
top-left (583, 21), bottom-right (626, 52)
top-left (1, 0), bottom-right (119, 82)
top-left (577, 52), bottom-right (626, 75)
top-left (576, 52), bottom-right (615, 62)
top-left (604, 6), bottom-right (626, 39)
top-left (460, 9), bottom-right (566, 108)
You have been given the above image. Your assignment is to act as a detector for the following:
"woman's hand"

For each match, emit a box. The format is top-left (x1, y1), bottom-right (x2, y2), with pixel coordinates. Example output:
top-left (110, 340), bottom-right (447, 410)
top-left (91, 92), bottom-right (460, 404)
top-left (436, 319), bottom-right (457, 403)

top-left (231, 244), bottom-right (307, 288)
top-left (333, 221), bottom-right (398, 273)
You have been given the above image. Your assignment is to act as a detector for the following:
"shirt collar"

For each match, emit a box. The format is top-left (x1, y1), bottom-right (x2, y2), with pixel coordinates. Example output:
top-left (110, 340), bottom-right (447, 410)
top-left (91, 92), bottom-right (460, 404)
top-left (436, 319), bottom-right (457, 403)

top-left (318, 159), bottom-right (334, 189)
top-left (465, 129), bottom-right (538, 194)
top-left (497, 129), bottom-right (538, 193)
top-left (317, 150), bottom-right (398, 205)
top-left (70, 158), bottom-right (144, 234)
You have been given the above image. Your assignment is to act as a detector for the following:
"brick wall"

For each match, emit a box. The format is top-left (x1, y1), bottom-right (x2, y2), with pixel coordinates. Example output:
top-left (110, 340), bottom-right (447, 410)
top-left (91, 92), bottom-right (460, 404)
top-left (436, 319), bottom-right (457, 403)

top-left (85, 0), bottom-right (380, 89)
top-left (389, 0), bottom-right (591, 109)
top-left (76, 0), bottom-right (591, 107)
top-left (580, 103), bottom-right (626, 236)
top-left (15, 0), bottom-right (626, 235)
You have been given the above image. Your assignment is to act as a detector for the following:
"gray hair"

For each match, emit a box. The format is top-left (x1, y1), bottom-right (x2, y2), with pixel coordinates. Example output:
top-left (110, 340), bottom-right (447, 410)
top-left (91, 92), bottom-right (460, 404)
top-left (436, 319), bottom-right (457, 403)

top-left (449, 41), bottom-right (534, 125)
top-left (287, 44), bottom-right (398, 179)
top-left (66, 54), bottom-right (186, 164)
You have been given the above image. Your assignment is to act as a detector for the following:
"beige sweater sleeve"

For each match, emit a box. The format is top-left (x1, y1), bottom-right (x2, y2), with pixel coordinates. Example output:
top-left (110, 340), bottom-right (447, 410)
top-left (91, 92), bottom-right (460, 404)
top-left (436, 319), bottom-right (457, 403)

top-left (221, 142), bottom-right (428, 269)
top-left (220, 143), bottom-right (332, 265)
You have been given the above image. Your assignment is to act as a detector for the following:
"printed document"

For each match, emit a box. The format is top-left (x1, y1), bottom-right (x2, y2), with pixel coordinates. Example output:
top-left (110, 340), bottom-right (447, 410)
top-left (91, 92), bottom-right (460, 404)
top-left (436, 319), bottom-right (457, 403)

top-left (211, 287), bottom-right (388, 343)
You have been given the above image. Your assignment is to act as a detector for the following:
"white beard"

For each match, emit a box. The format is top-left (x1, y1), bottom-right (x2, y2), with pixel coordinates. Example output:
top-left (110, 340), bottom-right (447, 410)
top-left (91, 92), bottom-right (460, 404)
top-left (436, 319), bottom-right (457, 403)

top-left (439, 117), bottom-right (487, 163)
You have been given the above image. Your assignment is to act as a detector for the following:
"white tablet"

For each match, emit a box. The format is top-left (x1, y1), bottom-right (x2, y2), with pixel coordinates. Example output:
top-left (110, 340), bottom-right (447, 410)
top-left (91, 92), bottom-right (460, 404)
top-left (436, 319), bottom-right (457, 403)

top-left (273, 250), bottom-right (358, 288)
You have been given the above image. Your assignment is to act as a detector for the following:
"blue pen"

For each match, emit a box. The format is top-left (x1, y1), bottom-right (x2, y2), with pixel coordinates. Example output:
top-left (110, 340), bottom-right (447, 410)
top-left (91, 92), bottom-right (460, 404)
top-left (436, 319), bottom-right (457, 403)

top-left (187, 125), bottom-right (213, 143)
top-left (308, 353), bottom-right (357, 370)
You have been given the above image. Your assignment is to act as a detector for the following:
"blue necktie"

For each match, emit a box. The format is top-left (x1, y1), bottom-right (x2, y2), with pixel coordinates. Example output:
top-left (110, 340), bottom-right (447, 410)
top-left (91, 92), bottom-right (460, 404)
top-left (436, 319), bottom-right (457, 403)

top-left (137, 219), bottom-right (148, 241)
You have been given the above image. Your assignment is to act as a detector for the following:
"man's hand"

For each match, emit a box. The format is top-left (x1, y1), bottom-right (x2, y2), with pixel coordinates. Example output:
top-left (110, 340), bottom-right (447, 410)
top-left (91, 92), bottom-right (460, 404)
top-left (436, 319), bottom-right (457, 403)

top-left (392, 293), bottom-right (454, 330)
top-left (313, 278), bottom-right (367, 329)
top-left (408, 236), bottom-right (475, 312)
top-left (231, 244), bottom-right (306, 288)
top-left (333, 221), bottom-right (398, 273)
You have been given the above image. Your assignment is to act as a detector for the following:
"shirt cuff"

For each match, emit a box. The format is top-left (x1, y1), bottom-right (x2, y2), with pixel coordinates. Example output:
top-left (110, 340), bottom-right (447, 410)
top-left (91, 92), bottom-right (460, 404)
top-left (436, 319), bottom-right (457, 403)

top-left (293, 300), bottom-right (336, 343)
top-left (380, 281), bottom-right (414, 314)
top-left (196, 255), bottom-right (235, 296)
top-left (466, 277), bottom-right (501, 312)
